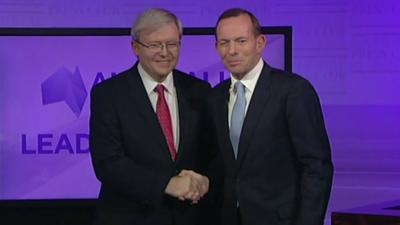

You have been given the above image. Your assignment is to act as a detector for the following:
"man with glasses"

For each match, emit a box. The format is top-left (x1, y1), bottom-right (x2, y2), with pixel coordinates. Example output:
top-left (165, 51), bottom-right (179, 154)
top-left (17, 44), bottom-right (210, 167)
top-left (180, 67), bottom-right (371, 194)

top-left (90, 8), bottom-right (212, 225)
top-left (209, 8), bottom-right (333, 225)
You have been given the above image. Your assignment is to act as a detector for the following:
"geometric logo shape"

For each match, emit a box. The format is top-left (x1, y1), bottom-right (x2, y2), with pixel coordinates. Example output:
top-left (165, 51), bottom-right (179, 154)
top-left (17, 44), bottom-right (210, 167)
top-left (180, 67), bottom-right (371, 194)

top-left (41, 66), bottom-right (87, 118)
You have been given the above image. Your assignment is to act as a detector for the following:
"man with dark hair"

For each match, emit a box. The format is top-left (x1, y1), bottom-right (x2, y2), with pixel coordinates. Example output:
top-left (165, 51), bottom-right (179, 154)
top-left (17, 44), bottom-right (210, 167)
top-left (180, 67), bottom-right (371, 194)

top-left (209, 8), bottom-right (334, 225)
top-left (90, 8), bottom-right (211, 225)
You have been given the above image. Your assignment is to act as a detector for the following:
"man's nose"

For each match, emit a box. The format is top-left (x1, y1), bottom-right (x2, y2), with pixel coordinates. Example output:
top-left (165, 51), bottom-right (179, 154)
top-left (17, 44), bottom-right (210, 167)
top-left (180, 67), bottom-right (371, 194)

top-left (159, 44), bottom-right (168, 56)
top-left (228, 42), bottom-right (237, 55)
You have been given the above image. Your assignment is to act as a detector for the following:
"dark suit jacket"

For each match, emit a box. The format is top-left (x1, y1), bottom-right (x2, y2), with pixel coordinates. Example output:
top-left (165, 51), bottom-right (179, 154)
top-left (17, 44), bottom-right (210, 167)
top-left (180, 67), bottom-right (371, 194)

top-left (209, 63), bottom-right (334, 225)
top-left (89, 64), bottom-right (212, 225)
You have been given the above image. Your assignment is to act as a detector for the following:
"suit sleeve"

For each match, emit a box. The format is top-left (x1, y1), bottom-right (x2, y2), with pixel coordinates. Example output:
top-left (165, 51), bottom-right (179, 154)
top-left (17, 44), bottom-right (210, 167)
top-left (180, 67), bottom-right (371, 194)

top-left (285, 78), bottom-right (334, 225)
top-left (89, 84), bottom-right (171, 206)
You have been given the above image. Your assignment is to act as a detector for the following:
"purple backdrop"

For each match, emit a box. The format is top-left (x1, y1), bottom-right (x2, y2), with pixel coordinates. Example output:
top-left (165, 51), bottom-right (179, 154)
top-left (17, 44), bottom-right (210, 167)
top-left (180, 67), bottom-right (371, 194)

top-left (0, 33), bottom-right (285, 199)
top-left (1, 1), bottom-right (400, 224)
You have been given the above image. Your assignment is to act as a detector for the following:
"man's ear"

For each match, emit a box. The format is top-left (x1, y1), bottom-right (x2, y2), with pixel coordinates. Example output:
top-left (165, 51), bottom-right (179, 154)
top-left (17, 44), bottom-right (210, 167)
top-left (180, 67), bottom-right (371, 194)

top-left (132, 40), bottom-right (139, 56)
top-left (256, 34), bottom-right (267, 51)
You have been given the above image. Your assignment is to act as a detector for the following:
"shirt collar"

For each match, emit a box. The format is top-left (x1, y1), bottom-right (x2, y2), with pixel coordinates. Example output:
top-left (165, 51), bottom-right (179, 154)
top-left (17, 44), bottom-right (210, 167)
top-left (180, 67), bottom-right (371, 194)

top-left (138, 63), bottom-right (174, 95)
top-left (230, 58), bottom-right (264, 93)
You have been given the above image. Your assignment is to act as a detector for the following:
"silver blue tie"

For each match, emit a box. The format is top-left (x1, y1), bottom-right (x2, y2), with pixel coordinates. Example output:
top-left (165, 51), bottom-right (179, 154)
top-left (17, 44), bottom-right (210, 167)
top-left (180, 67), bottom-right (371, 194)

top-left (230, 81), bottom-right (246, 159)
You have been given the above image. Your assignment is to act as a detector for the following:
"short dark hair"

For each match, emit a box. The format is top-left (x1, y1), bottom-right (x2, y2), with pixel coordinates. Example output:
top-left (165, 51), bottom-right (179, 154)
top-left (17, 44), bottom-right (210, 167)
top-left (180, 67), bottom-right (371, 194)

top-left (216, 8), bottom-right (262, 37)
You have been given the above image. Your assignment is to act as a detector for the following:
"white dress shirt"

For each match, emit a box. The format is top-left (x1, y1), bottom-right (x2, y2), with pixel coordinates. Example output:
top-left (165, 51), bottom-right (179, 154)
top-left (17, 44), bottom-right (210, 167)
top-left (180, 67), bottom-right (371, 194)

top-left (228, 58), bottom-right (264, 128)
top-left (138, 63), bottom-right (179, 151)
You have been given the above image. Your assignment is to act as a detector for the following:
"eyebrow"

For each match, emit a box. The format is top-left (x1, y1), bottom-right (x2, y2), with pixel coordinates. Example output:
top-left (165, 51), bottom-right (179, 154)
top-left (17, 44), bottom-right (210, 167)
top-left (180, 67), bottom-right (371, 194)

top-left (218, 36), bottom-right (248, 41)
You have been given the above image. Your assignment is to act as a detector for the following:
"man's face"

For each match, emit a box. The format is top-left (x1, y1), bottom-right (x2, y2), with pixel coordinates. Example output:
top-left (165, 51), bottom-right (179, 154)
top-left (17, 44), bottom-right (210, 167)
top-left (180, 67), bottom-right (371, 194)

top-left (216, 14), bottom-right (266, 80)
top-left (133, 23), bottom-right (181, 82)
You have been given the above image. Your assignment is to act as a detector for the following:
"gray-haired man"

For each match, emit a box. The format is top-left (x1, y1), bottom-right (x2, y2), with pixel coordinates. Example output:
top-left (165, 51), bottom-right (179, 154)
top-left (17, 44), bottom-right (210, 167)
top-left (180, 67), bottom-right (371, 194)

top-left (90, 8), bottom-right (212, 225)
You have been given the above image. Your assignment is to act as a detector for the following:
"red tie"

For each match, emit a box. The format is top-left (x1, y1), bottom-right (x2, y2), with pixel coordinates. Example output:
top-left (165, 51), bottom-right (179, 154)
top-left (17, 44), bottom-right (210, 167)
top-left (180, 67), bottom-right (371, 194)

top-left (155, 84), bottom-right (177, 161)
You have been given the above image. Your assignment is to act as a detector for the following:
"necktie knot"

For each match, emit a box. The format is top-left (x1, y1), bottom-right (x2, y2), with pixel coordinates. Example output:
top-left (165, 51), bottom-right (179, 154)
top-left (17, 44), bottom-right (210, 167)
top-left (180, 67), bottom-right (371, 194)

top-left (155, 84), bottom-right (165, 95)
top-left (234, 81), bottom-right (245, 95)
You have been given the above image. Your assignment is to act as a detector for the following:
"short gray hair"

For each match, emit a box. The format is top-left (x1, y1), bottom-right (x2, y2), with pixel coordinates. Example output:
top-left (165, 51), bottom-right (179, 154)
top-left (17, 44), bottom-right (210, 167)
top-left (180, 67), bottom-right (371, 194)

top-left (131, 8), bottom-right (183, 41)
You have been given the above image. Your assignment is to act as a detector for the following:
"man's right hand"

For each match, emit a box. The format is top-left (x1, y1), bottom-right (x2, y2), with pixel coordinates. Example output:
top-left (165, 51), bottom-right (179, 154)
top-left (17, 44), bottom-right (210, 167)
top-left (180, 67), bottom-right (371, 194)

top-left (164, 170), bottom-right (209, 204)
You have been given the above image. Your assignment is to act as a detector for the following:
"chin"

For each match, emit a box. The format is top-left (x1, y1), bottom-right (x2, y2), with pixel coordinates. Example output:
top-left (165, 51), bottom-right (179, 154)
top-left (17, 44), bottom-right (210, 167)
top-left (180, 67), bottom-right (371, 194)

top-left (156, 71), bottom-right (171, 77)
top-left (230, 69), bottom-right (244, 75)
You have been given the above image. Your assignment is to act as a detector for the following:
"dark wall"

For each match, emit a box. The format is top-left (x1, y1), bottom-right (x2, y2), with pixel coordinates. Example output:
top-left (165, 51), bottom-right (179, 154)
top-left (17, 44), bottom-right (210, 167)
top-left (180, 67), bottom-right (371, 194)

top-left (0, 200), bottom-right (96, 225)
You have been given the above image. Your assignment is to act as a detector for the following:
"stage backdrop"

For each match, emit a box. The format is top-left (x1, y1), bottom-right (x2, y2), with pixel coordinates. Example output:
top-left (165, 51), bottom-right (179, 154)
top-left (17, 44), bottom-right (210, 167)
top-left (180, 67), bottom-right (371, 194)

top-left (0, 28), bottom-right (289, 199)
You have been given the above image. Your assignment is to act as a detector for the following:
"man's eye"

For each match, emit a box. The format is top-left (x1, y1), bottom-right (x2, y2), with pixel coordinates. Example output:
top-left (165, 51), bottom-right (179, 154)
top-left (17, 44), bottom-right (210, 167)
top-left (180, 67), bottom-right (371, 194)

top-left (218, 41), bottom-right (229, 47)
top-left (148, 43), bottom-right (161, 49)
top-left (167, 43), bottom-right (178, 48)
top-left (237, 39), bottom-right (247, 44)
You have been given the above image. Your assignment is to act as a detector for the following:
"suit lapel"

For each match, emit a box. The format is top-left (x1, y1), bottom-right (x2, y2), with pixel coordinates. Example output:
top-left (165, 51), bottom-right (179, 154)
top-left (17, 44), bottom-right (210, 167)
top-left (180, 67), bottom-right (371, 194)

top-left (237, 64), bottom-right (273, 167)
top-left (126, 65), bottom-right (175, 163)
top-left (172, 72), bottom-right (191, 164)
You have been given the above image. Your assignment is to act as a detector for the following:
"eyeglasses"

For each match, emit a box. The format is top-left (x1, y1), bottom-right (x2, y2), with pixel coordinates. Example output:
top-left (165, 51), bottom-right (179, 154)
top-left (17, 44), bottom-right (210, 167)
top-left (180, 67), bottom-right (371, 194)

top-left (135, 40), bottom-right (180, 52)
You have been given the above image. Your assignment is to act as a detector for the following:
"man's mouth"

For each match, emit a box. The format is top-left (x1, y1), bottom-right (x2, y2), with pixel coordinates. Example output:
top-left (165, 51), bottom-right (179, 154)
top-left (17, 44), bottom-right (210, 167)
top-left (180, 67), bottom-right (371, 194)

top-left (227, 60), bottom-right (241, 67)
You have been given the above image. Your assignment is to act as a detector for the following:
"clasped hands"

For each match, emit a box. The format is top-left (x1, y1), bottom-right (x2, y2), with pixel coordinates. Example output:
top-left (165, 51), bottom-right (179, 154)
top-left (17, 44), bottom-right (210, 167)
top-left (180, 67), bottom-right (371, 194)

top-left (165, 169), bottom-right (209, 204)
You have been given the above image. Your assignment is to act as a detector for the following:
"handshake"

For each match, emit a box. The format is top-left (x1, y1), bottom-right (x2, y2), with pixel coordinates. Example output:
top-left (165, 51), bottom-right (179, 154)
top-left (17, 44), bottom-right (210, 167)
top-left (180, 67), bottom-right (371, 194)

top-left (164, 169), bottom-right (209, 204)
